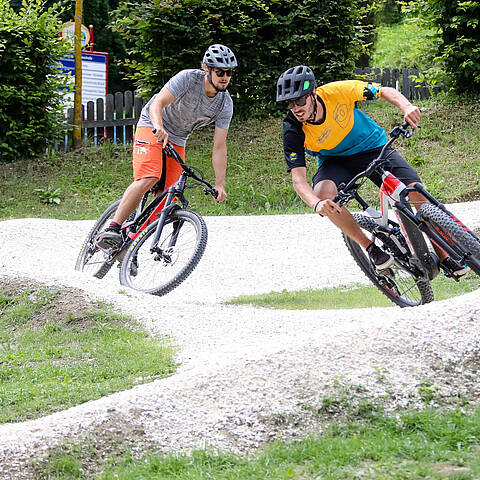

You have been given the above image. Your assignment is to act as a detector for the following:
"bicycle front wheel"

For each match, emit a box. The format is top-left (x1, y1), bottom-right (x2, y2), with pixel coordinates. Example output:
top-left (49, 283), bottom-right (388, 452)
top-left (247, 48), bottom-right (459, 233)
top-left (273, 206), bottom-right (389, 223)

top-left (419, 203), bottom-right (480, 275)
top-left (119, 209), bottom-right (208, 296)
top-left (75, 200), bottom-right (120, 278)
top-left (343, 213), bottom-right (434, 307)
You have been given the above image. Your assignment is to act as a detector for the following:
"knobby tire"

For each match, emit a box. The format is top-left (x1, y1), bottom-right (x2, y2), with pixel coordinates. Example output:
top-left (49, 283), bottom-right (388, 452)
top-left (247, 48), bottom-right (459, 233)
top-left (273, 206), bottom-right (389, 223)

top-left (419, 203), bottom-right (480, 275)
top-left (343, 213), bottom-right (434, 307)
top-left (75, 199), bottom-right (121, 279)
top-left (119, 209), bottom-right (208, 296)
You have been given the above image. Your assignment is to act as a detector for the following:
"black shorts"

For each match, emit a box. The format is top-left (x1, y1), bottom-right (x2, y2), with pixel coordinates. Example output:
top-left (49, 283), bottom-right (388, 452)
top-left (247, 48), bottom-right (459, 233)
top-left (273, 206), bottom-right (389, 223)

top-left (311, 146), bottom-right (421, 189)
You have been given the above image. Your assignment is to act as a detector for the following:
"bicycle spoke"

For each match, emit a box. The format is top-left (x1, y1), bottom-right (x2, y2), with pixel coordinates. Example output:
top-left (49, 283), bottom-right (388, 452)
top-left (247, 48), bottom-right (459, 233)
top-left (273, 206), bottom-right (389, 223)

top-left (120, 210), bottom-right (208, 296)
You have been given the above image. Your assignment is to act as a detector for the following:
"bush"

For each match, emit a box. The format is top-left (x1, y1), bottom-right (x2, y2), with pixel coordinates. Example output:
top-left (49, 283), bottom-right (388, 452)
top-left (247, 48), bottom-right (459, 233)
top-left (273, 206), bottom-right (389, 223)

top-left (413, 0), bottom-right (480, 93)
top-left (0, 0), bottom-right (70, 162)
top-left (112, 0), bottom-right (365, 117)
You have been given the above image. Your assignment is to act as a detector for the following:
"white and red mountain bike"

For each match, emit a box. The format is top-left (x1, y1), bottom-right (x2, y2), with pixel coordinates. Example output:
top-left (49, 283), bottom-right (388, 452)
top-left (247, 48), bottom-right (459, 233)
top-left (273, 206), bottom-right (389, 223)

top-left (334, 122), bottom-right (480, 307)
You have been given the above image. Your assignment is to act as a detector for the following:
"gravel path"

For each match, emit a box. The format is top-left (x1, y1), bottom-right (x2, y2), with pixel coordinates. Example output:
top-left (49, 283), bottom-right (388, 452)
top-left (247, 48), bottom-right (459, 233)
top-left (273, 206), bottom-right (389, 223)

top-left (0, 202), bottom-right (479, 478)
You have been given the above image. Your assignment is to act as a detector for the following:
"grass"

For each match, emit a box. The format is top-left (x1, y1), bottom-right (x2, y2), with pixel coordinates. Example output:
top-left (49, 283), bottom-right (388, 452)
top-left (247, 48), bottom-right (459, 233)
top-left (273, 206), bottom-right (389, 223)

top-left (0, 97), bottom-right (479, 220)
top-left (36, 404), bottom-right (480, 479)
top-left (0, 283), bottom-right (177, 423)
top-left (227, 272), bottom-right (480, 310)
top-left (370, 18), bottom-right (438, 70)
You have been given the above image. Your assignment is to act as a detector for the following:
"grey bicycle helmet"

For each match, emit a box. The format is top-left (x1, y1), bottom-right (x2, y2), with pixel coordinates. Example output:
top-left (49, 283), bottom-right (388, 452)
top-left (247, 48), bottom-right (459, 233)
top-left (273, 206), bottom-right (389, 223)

top-left (203, 44), bottom-right (238, 69)
top-left (276, 65), bottom-right (316, 102)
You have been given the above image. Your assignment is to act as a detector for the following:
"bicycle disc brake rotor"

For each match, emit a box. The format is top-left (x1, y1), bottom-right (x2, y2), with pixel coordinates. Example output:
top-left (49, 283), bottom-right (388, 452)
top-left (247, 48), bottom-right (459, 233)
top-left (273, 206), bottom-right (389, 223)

top-left (153, 247), bottom-right (179, 266)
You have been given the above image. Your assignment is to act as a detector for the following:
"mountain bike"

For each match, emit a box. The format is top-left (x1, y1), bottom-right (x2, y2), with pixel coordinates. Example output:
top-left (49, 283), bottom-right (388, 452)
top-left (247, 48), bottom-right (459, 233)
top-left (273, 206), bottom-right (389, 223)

top-left (75, 143), bottom-right (218, 296)
top-left (334, 122), bottom-right (480, 308)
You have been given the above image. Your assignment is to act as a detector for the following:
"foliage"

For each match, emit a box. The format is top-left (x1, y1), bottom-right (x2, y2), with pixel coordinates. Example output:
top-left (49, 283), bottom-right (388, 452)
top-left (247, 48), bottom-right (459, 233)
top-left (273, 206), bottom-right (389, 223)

top-left (408, 0), bottom-right (480, 93)
top-left (41, 404), bottom-right (480, 478)
top-left (0, 97), bottom-right (479, 220)
top-left (370, 18), bottom-right (438, 70)
top-left (55, 0), bottom-right (133, 94)
top-left (375, 0), bottom-right (403, 25)
top-left (0, 283), bottom-right (177, 423)
top-left (0, 0), bottom-right (71, 162)
top-left (112, 0), bottom-right (365, 117)
top-left (34, 186), bottom-right (62, 204)
top-left (227, 272), bottom-right (480, 309)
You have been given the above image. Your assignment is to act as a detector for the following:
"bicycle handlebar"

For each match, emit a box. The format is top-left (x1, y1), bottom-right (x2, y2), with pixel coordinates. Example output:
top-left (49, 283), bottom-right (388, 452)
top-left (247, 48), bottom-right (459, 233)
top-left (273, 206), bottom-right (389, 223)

top-left (332, 122), bottom-right (415, 205)
top-left (151, 130), bottom-right (218, 198)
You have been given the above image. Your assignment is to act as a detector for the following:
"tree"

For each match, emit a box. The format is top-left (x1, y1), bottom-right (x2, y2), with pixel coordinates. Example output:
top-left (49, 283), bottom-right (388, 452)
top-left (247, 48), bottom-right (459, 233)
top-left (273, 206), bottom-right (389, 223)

top-left (59, 0), bottom-right (132, 93)
top-left (415, 0), bottom-right (480, 92)
top-left (0, 0), bottom-right (71, 161)
top-left (113, 0), bottom-right (365, 116)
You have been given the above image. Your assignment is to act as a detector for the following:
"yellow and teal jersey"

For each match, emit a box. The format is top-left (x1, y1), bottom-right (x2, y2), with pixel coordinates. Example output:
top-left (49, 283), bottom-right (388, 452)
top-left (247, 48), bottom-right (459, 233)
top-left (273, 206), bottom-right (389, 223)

top-left (282, 80), bottom-right (387, 171)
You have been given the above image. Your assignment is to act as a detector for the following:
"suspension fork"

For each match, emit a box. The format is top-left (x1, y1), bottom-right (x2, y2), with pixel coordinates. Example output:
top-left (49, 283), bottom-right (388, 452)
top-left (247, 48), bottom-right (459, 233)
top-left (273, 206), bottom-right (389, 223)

top-left (149, 191), bottom-right (177, 252)
top-left (149, 172), bottom-right (188, 252)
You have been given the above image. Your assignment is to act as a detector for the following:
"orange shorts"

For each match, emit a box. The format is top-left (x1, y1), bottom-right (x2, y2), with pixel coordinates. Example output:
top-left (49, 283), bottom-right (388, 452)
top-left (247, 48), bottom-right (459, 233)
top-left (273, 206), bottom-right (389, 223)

top-left (132, 126), bottom-right (185, 190)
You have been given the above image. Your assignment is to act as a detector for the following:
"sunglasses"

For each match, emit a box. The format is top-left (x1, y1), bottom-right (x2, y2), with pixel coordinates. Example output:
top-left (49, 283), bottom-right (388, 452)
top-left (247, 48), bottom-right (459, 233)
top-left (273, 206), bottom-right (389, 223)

top-left (285, 95), bottom-right (309, 109)
top-left (213, 69), bottom-right (233, 77)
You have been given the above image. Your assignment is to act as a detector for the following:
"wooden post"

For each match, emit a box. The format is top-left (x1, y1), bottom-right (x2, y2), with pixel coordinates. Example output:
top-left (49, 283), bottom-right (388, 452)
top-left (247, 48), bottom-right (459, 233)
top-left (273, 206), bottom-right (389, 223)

top-left (73, 0), bottom-right (83, 148)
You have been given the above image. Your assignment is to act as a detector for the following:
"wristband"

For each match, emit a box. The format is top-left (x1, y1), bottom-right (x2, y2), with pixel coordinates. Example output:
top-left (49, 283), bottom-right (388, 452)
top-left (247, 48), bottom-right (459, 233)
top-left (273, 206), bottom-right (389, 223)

top-left (313, 200), bottom-right (322, 212)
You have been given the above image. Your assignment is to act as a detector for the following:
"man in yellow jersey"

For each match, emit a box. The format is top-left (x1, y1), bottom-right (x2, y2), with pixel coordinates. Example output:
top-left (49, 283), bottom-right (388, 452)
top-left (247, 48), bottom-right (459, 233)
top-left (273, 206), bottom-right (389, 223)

top-left (276, 65), bottom-right (468, 275)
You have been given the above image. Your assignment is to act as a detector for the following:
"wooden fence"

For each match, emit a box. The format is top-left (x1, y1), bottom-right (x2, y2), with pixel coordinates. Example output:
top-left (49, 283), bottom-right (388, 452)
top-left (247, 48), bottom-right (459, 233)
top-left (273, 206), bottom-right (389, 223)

top-left (354, 67), bottom-right (445, 101)
top-left (62, 90), bottom-right (147, 149)
top-left (61, 68), bottom-right (445, 149)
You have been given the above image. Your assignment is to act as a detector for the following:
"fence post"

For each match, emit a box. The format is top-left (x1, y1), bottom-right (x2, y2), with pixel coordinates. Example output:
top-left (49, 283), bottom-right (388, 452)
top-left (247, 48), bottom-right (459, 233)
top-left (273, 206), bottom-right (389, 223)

top-left (86, 101), bottom-right (95, 141)
top-left (115, 92), bottom-right (124, 144)
top-left (382, 68), bottom-right (391, 87)
top-left (402, 68), bottom-right (411, 100)
top-left (105, 94), bottom-right (114, 142)
top-left (124, 91), bottom-right (134, 142)
top-left (96, 98), bottom-right (105, 143)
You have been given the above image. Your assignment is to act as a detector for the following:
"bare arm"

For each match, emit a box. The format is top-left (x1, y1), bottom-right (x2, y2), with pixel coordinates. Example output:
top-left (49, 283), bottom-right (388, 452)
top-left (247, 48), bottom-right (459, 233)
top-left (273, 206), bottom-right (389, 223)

top-left (211, 126), bottom-right (229, 202)
top-left (149, 87), bottom-right (176, 146)
top-left (291, 167), bottom-right (341, 215)
top-left (380, 86), bottom-right (421, 129)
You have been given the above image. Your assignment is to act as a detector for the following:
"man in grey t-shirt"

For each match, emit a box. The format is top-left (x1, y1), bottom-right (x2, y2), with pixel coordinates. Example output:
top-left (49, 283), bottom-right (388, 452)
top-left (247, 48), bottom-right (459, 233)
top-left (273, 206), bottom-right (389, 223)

top-left (95, 44), bottom-right (237, 249)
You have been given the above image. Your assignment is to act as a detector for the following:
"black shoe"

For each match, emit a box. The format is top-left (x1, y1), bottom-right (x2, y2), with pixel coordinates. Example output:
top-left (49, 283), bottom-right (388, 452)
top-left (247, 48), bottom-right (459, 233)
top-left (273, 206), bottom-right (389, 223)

top-left (94, 229), bottom-right (122, 249)
top-left (367, 243), bottom-right (394, 270)
top-left (441, 257), bottom-right (470, 277)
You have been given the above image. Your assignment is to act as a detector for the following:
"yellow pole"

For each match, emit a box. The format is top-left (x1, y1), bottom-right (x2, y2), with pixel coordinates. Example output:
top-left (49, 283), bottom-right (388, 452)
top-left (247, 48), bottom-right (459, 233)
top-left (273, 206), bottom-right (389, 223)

top-left (73, 0), bottom-right (83, 148)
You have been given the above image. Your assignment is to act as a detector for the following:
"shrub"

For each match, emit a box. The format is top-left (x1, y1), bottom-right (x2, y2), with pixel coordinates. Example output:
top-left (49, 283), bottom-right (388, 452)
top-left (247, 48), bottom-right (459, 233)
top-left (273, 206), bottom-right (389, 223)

top-left (112, 0), bottom-right (365, 117)
top-left (411, 0), bottom-right (480, 93)
top-left (0, 0), bottom-right (70, 162)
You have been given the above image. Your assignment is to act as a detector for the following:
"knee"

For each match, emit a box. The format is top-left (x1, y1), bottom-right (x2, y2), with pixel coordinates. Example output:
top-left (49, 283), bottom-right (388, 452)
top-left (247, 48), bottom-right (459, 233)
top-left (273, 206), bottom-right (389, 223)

top-left (135, 177), bottom-right (159, 191)
top-left (313, 180), bottom-right (338, 200)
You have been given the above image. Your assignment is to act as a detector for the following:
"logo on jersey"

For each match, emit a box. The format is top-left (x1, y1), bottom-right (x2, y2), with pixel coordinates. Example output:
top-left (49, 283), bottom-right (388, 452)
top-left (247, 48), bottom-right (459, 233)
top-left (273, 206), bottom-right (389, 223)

top-left (317, 127), bottom-right (332, 144)
top-left (333, 103), bottom-right (351, 128)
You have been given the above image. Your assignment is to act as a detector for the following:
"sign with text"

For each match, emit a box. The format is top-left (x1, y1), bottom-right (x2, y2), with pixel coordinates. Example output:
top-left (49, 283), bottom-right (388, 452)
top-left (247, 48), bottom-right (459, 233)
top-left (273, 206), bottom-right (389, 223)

top-left (59, 51), bottom-right (108, 108)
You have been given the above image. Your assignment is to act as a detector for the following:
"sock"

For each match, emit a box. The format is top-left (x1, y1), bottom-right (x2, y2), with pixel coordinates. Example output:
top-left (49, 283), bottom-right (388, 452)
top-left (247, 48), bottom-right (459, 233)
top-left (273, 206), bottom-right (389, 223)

top-left (108, 221), bottom-right (121, 232)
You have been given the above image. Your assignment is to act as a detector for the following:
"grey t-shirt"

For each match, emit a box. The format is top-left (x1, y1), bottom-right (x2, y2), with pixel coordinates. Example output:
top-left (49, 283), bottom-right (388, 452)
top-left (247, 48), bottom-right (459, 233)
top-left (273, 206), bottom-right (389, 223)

top-left (137, 69), bottom-right (233, 147)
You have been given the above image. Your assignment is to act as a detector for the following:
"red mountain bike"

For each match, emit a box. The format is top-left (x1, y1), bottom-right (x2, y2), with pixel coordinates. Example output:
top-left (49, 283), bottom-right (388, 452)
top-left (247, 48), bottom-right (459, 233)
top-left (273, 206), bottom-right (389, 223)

top-left (334, 122), bottom-right (480, 307)
top-left (75, 143), bottom-right (217, 296)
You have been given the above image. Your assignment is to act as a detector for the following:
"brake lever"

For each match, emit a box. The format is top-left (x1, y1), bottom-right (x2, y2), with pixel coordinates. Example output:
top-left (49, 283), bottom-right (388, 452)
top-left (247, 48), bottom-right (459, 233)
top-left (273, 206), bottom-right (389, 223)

top-left (204, 187), bottom-right (218, 199)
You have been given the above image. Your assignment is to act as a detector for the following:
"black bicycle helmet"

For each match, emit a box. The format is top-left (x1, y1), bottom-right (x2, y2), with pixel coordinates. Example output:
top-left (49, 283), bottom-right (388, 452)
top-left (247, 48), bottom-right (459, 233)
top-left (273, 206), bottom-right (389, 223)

top-left (276, 65), bottom-right (316, 102)
top-left (203, 44), bottom-right (238, 69)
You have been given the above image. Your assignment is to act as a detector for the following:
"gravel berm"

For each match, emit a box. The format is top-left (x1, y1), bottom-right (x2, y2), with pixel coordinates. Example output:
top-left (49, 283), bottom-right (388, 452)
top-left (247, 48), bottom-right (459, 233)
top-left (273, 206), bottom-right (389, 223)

top-left (0, 202), bottom-right (479, 478)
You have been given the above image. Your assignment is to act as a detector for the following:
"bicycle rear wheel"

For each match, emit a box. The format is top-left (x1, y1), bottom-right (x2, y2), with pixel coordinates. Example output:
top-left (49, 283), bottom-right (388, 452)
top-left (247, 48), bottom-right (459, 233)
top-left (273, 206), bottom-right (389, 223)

top-left (343, 213), bottom-right (434, 307)
top-left (119, 209), bottom-right (208, 296)
top-left (75, 199), bottom-right (120, 278)
top-left (419, 203), bottom-right (480, 275)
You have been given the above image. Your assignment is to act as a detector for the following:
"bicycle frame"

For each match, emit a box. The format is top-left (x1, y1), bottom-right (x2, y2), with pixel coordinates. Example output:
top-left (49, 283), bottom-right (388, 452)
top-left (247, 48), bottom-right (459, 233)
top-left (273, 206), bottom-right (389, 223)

top-left (335, 122), bottom-right (478, 279)
top-left (117, 143), bottom-right (216, 254)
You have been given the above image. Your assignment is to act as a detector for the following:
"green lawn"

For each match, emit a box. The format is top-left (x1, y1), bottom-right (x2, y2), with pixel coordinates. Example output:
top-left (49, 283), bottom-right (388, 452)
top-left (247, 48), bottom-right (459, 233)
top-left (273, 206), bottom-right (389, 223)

top-left (0, 98), bottom-right (479, 221)
top-left (0, 283), bottom-right (177, 423)
top-left (227, 271), bottom-right (480, 310)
